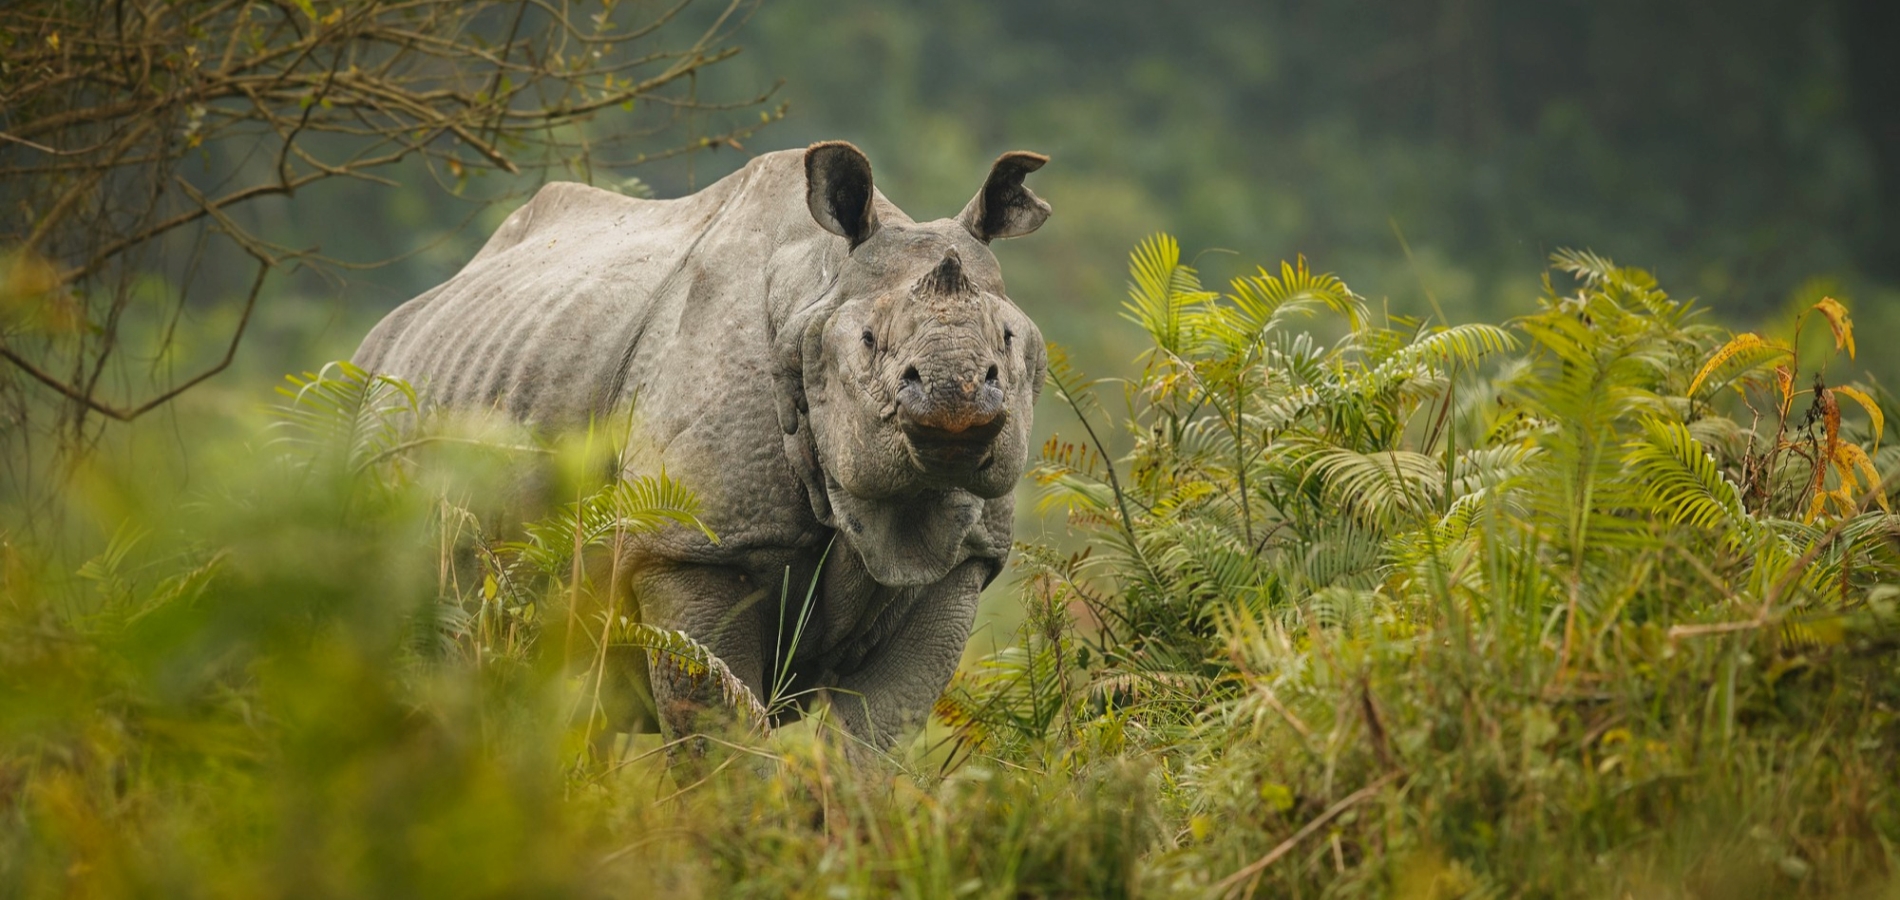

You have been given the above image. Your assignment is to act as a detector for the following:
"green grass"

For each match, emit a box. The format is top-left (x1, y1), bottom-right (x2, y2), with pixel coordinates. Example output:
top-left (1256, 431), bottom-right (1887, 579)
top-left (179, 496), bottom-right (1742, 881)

top-left (4, 241), bottom-right (1899, 898)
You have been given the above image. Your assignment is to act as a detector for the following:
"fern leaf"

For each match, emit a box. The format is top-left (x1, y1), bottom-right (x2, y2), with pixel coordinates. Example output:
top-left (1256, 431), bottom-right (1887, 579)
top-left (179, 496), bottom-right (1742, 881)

top-left (1123, 233), bottom-right (1213, 355)
top-left (613, 472), bottom-right (717, 542)
top-left (1385, 323), bottom-right (1518, 372)
top-left (1687, 333), bottom-right (1785, 397)
top-left (504, 470), bottom-right (711, 576)
top-left (1297, 445), bottom-right (1442, 525)
top-left (272, 361), bottom-right (425, 475)
top-left (609, 622), bottom-right (768, 727)
top-left (1780, 615), bottom-right (1847, 650)
top-left (1625, 419), bottom-right (1749, 533)
top-left (1550, 248), bottom-right (1621, 287)
top-left (1045, 342), bottom-right (1109, 424)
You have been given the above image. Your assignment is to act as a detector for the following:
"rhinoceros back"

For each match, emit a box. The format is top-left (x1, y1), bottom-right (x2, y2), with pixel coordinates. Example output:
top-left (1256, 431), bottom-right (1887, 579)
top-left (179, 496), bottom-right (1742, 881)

top-left (352, 151), bottom-right (828, 432)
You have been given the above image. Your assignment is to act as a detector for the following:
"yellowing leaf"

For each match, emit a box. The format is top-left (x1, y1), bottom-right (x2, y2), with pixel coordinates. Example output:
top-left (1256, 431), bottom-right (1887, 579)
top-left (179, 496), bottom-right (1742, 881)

top-left (1689, 332), bottom-right (1785, 397)
top-left (1806, 488), bottom-right (1856, 523)
top-left (1832, 385), bottom-right (1884, 453)
top-left (1834, 442), bottom-right (1890, 512)
top-left (1774, 365), bottom-right (1795, 417)
top-left (1833, 446), bottom-right (1863, 496)
top-left (1814, 296), bottom-right (1855, 359)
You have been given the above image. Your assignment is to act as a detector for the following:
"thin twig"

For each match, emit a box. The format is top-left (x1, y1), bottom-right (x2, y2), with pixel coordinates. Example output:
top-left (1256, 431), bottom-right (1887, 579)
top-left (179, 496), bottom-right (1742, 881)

top-left (1669, 464), bottom-right (1900, 640)
top-left (0, 261), bottom-right (267, 422)
top-left (1212, 772), bottom-right (1401, 896)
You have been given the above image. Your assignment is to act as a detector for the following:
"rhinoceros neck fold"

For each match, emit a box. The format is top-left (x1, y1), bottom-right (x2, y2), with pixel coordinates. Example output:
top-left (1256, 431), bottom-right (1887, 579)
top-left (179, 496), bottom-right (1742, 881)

top-left (822, 478), bottom-right (997, 587)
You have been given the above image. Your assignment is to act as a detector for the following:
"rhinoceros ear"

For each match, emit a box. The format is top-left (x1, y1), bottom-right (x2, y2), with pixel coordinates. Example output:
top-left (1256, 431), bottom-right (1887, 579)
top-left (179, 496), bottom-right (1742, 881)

top-left (958, 151), bottom-right (1051, 243)
top-left (805, 141), bottom-right (880, 248)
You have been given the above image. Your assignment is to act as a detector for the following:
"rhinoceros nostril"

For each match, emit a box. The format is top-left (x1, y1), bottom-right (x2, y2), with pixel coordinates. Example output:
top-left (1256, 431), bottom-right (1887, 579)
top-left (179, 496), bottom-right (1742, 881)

top-left (985, 364), bottom-right (999, 384)
top-left (902, 365), bottom-right (921, 386)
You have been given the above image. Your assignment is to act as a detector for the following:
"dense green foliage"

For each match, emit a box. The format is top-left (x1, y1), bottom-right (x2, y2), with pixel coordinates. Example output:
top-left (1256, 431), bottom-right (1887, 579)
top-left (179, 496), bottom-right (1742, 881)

top-left (5, 241), bottom-right (1899, 897)
top-left (960, 238), bottom-right (1900, 895)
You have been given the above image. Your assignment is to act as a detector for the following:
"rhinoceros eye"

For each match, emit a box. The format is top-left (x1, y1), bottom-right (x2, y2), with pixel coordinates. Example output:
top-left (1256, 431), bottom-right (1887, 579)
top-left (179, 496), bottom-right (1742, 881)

top-left (1004, 328), bottom-right (1014, 347)
top-left (861, 329), bottom-right (876, 351)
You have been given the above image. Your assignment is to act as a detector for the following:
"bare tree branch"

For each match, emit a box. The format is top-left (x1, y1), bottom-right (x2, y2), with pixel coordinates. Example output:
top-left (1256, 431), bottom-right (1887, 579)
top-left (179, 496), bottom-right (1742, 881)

top-left (0, 260), bottom-right (267, 422)
top-left (0, 0), bottom-right (780, 456)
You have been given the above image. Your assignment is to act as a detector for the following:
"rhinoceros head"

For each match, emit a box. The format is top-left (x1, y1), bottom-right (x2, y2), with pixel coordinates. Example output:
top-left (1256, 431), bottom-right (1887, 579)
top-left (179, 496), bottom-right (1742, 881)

top-left (776, 142), bottom-right (1050, 585)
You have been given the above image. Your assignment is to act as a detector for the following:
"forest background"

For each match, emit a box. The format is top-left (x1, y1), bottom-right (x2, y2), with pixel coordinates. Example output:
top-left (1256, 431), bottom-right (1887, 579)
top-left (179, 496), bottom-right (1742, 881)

top-left (259, 0), bottom-right (1900, 373)
top-left (18, 0), bottom-right (1893, 426)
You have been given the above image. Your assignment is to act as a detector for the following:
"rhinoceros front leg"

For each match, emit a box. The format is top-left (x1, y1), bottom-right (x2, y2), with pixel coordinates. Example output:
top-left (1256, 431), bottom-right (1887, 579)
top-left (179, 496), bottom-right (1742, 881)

top-left (823, 558), bottom-right (987, 754)
top-left (628, 563), bottom-right (775, 751)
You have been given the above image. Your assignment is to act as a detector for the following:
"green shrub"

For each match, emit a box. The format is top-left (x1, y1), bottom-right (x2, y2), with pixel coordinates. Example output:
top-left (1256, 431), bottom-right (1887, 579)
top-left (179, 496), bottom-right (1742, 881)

top-left (951, 236), bottom-right (1900, 897)
top-left (0, 363), bottom-right (1152, 898)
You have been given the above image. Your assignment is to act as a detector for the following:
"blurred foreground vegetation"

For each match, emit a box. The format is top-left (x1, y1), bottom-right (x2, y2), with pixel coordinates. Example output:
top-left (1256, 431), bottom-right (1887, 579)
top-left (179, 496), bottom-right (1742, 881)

top-left (5, 239), bottom-right (1899, 897)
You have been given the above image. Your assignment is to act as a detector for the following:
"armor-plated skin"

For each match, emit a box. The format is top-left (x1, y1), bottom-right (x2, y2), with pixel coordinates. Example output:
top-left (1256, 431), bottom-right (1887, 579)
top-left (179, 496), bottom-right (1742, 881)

top-left (353, 143), bottom-right (1050, 750)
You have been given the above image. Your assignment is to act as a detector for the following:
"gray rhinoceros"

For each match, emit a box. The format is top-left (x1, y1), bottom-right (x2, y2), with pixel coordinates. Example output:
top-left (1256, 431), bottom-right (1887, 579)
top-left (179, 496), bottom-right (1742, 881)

top-left (353, 142), bottom-right (1050, 751)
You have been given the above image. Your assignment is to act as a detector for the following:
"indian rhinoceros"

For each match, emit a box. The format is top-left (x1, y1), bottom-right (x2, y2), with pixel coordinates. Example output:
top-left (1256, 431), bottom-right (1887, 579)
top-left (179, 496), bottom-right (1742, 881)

top-left (352, 142), bottom-right (1050, 752)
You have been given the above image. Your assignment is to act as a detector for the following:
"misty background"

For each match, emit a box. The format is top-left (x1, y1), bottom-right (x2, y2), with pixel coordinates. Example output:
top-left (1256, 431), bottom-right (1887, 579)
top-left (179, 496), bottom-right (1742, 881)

top-left (212, 0), bottom-right (1895, 403)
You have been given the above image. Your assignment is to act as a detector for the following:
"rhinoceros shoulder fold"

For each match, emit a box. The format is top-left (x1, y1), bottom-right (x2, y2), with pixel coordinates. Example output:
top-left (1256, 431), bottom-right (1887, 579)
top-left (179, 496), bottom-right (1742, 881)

top-left (469, 181), bottom-right (647, 264)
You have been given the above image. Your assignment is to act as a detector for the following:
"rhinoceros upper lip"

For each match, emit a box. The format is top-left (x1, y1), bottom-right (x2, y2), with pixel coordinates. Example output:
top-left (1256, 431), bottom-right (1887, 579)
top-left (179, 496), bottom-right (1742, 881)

top-left (901, 415), bottom-right (1006, 474)
top-left (902, 414), bottom-right (1006, 448)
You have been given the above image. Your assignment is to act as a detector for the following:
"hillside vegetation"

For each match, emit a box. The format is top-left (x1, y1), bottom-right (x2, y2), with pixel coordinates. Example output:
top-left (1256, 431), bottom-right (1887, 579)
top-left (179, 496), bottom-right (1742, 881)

top-left (4, 240), bottom-right (1898, 898)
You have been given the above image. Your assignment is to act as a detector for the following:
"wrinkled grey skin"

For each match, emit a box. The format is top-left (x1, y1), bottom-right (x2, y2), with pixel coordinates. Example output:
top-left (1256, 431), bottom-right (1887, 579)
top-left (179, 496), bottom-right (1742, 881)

top-left (353, 143), bottom-right (1049, 751)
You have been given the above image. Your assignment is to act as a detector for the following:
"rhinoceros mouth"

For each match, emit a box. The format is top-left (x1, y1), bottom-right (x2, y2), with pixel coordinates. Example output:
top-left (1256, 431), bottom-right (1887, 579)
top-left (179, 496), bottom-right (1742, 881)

top-left (901, 414), bottom-right (1007, 473)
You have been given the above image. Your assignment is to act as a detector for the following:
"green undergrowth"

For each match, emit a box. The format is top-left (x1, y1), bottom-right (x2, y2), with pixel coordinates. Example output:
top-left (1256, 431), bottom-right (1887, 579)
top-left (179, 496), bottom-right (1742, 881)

top-left (5, 239), bottom-right (1900, 898)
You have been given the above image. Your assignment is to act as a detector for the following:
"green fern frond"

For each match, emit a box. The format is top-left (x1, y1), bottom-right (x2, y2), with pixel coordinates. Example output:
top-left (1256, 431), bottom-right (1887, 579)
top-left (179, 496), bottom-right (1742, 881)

top-left (1087, 669), bottom-right (1217, 706)
top-left (1295, 444), bottom-right (1443, 525)
top-left (1045, 343), bottom-right (1110, 424)
top-left (1549, 248), bottom-right (1622, 289)
top-left (1196, 257), bottom-right (1367, 355)
top-left (1687, 415), bottom-right (1751, 463)
top-left (1382, 323), bottom-right (1518, 373)
top-left (273, 361), bottom-right (423, 475)
top-left (1294, 586), bottom-right (1381, 636)
top-left (612, 472), bottom-right (717, 541)
top-left (1625, 419), bottom-right (1751, 534)
top-left (504, 470), bottom-right (712, 577)
top-left (607, 621), bottom-right (768, 726)
top-left (1123, 233), bottom-right (1215, 355)
top-left (1451, 442), bottom-right (1539, 498)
